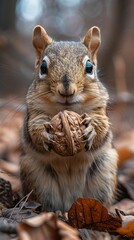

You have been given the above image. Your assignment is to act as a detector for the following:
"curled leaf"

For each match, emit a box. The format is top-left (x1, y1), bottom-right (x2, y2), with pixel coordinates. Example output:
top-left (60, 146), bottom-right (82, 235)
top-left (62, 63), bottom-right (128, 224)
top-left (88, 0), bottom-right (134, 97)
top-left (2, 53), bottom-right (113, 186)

top-left (17, 212), bottom-right (81, 240)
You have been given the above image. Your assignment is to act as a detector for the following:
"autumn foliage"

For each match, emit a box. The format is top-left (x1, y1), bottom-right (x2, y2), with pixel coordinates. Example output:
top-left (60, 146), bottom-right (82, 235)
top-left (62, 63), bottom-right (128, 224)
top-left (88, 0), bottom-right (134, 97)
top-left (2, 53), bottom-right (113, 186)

top-left (68, 198), bottom-right (122, 234)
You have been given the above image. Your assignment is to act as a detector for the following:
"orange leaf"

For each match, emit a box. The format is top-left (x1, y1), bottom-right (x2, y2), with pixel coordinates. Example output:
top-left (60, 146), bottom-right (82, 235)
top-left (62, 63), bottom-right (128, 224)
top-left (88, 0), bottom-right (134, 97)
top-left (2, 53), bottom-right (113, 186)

top-left (68, 198), bottom-right (121, 234)
top-left (117, 220), bottom-right (134, 238)
top-left (115, 130), bottom-right (134, 167)
top-left (117, 146), bottom-right (134, 167)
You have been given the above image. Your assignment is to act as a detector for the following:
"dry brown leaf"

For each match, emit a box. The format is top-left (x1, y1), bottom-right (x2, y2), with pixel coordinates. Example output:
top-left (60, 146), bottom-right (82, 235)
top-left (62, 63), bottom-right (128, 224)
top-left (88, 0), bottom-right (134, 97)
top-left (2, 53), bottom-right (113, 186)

top-left (117, 220), bottom-right (134, 238)
top-left (17, 212), bottom-right (81, 240)
top-left (113, 209), bottom-right (134, 238)
top-left (68, 198), bottom-right (121, 234)
top-left (0, 178), bottom-right (14, 209)
top-left (110, 199), bottom-right (134, 215)
top-left (116, 209), bottom-right (134, 226)
top-left (57, 220), bottom-right (81, 240)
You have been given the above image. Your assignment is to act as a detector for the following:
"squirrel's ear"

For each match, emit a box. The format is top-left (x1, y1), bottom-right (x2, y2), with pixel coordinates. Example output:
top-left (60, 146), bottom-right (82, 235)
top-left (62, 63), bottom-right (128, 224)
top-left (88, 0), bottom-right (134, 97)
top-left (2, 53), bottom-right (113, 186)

top-left (32, 25), bottom-right (52, 55)
top-left (83, 26), bottom-right (101, 58)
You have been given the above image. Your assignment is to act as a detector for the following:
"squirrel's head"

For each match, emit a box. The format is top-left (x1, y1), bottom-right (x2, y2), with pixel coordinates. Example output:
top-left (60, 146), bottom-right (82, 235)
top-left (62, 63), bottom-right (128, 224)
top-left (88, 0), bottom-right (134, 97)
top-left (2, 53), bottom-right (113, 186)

top-left (29, 25), bottom-right (108, 115)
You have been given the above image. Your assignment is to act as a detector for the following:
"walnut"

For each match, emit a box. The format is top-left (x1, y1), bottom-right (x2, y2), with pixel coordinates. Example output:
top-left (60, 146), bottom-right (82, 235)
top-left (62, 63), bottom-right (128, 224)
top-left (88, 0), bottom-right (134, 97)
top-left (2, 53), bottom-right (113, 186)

top-left (50, 110), bottom-right (85, 156)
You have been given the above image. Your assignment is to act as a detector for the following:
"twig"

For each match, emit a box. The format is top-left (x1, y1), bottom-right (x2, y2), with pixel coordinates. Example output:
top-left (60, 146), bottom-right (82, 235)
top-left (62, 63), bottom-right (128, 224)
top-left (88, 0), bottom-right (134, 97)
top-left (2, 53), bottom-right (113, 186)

top-left (8, 190), bottom-right (33, 221)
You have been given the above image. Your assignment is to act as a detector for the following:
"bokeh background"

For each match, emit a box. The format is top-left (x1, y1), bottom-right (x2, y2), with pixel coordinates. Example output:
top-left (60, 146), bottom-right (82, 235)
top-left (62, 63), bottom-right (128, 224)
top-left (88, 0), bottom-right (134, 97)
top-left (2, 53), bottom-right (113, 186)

top-left (0, 0), bottom-right (134, 135)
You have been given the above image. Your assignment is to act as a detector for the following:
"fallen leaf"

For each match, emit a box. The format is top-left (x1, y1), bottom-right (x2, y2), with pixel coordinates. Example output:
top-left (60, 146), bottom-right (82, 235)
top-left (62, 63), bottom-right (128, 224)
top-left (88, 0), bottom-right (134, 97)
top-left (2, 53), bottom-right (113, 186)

top-left (79, 229), bottom-right (112, 240)
top-left (115, 130), bottom-right (134, 167)
top-left (115, 209), bottom-right (134, 238)
top-left (20, 201), bottom-right (41, 213)
top-left (116, 209), bottom-right (134, 226)
top-left (68, 198), bottom-right (121, 234)
top-left (17, 212), bottom-right (80, 240)
top-left (0, 233), bottom-right (13, 240)
top-left (58, 220), bottom-right (81, 240)
top-left (3, 207), bottom-right (38, 222)
top-left (0, 177), bottom-right (13, 208)
top-left (118, 162), bottom-right (134, 200)
top-left (110, 199), bottom-right (134, 215)
top-left (117, 146), bottom-right (134, 167)
top-left (0, 217), bottom-right (17, 234)
top-left (117, 220), bottom-right (134, 238)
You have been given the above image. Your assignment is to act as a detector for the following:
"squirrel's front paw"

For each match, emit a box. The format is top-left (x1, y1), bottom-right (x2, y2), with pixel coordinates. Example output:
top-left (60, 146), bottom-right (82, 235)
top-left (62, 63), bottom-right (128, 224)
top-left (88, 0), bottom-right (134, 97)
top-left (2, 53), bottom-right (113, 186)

top-left (81, 114), bottom-right (96, 151)
top-left (41, 122), bottom-right (54, 151)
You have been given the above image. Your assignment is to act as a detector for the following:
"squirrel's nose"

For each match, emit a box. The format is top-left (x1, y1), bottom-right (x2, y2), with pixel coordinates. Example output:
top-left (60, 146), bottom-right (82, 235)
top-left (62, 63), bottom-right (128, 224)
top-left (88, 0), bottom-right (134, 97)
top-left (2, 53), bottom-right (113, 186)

top-left (57, 74), bottom-right (76, 97)
top-left (58, 89), bottom-right (75, 97)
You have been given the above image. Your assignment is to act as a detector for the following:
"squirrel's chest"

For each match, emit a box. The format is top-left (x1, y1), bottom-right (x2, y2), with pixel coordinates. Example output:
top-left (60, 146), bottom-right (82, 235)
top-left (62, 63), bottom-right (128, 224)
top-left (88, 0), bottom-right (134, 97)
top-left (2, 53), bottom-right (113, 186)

top-left (31, 151), bottom-right (92, 211)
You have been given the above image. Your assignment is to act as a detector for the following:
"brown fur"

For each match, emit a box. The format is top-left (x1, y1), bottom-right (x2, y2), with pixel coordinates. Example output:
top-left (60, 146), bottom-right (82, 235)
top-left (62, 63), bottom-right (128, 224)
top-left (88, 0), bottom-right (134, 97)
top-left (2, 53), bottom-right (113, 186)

top-left (20, 25), bottom-right (118, 211)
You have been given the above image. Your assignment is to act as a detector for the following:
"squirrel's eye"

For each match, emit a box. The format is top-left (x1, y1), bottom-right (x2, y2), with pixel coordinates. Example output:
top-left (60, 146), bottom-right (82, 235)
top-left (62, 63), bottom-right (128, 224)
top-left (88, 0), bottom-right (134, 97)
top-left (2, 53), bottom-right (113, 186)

top-left (40, 60), bottom-right (48, 75)
top-left (85, 60), bottom-right (93, 75)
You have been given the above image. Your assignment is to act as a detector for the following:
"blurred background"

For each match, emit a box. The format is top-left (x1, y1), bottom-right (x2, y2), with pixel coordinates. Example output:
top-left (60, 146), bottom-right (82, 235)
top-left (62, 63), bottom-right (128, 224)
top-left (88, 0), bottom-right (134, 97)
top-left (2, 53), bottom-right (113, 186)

top-left (0, 0), bottom-right (134, 135)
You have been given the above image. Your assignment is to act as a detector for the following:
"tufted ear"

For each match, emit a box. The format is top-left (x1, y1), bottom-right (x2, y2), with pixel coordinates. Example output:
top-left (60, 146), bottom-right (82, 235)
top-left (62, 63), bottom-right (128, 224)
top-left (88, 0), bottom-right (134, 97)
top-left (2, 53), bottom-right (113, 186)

top-left (83, 26), bottom-right (101, 60)
top-left (32, 25), bottom-right (53, 56)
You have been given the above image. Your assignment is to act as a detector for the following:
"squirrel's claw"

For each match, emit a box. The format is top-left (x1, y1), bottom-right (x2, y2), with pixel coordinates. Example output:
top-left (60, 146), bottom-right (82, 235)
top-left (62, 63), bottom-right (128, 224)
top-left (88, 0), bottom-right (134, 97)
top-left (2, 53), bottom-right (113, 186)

top-left (81, 114), bottom-right (91, 126)
top-left (42, 141), bottom-right (52, 151)
top-left (82, 124), bottom-right (96, 151)
top-left (85, 129), bottom-right (96, 151)
top-left (82, 125), bottom-right (93, 139)
top-left (44, 122), bottom-right (54, 130)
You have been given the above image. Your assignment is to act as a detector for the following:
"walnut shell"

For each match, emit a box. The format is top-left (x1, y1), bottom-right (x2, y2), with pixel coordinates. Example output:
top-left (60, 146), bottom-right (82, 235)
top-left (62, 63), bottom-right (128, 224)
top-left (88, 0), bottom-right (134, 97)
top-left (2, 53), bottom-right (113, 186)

top-left (50, 110), bottom-right (85, 156)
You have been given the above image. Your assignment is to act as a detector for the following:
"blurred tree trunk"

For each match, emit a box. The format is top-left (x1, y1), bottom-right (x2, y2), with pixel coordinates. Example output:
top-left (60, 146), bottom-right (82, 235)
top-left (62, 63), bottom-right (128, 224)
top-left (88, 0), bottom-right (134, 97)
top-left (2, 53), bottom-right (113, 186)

top-left (0, 0), bottom-right (17, 31)
top-left (99, 0), bottom-right (128, 71)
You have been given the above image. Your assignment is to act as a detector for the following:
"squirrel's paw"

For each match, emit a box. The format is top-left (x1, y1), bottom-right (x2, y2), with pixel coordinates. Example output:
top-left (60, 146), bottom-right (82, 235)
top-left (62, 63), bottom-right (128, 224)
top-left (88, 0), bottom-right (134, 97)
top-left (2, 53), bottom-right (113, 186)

top-left (81, 115), bottom-right (96, 151)
top-left (41, 122), bottom-right (54, 151)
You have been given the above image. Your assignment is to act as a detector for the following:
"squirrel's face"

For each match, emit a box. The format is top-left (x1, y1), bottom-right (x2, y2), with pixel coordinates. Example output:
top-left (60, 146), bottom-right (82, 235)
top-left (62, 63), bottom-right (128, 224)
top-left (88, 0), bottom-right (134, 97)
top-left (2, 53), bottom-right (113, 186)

top-left (29, 26), bottom-right (108, 114)
top-left (36, 42), bottom-right (99, 105)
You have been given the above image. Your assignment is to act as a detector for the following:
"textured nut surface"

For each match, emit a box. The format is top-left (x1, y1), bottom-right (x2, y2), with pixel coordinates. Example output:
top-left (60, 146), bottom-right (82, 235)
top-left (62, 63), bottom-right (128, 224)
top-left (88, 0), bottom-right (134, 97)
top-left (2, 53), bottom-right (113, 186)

top-left (50, 110), bottom-right (85, 156)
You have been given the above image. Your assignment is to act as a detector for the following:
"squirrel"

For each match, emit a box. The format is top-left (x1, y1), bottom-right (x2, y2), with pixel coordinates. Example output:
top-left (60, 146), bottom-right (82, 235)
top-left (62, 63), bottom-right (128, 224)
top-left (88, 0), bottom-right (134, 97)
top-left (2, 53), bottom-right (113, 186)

top-left (20, 25), bottom-right (118, 212)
